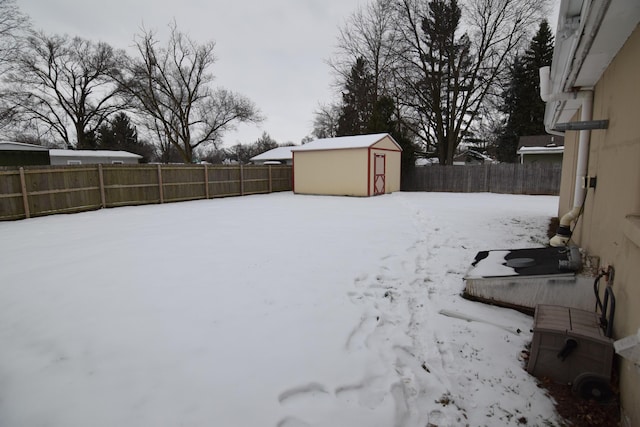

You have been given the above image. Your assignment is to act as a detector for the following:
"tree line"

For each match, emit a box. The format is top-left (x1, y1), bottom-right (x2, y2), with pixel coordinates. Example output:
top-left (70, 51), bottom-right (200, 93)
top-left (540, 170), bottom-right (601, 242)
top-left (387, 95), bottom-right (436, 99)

top-left (0, 0), bottom-right (270, 163)
top-left (0, 0), bottom-right (554, 166)
top-left (312, 0), bottom-right (555, 165)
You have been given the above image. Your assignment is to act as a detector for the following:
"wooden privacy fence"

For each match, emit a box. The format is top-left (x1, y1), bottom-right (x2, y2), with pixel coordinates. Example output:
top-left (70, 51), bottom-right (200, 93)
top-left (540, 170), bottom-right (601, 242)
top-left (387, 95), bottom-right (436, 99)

top-left (404, 163), bottom-right (562, 195)
top-left (0, 164), bottom-right (292, 221)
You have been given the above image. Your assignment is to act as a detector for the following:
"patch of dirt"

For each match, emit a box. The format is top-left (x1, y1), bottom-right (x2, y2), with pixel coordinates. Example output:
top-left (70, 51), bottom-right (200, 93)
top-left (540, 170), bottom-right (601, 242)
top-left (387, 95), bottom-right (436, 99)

top-left (520, 343), bottom-right (620, 426)
top-left (539, 376), bottom-right (620, 427)
top-left (547, 217), bottom-right (560, 239)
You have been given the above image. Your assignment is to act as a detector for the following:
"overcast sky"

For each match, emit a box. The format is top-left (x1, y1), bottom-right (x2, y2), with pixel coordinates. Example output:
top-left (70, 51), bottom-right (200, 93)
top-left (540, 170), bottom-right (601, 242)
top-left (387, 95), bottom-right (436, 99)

top-left (20, 0), bottom-right (366, 147)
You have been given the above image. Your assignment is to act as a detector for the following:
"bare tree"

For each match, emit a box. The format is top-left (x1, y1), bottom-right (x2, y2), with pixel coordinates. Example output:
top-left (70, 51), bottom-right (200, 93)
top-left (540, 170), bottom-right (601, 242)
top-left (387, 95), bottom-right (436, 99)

top-left (330, 0), bottom-right (401, 99)
top-left (0, 0), bottom-right (29, 69)
top-left (123, 23), bottom-right (263, 163)
top-left (312, 102), bottom-right (341, 138)
top-left (395, 0), bottom-right (546, 164)
top-left (1, 31), bottom-right (126, 147)
top-left (0, 0), bottom-right (29, 131)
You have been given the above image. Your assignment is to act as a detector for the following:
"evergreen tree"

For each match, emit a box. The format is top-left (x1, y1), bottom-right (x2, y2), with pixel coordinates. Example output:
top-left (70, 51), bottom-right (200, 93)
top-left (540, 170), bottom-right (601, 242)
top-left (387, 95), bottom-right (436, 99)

top-left (97, 112), bottom-right (154, 162)
top-left (336, 57), bottom-right (376, 136)
top-left (254, 131), bottom-right (278, 154)
top-left (497, 20), bottom-right (554, 162)
top-left (97, 112), bottom-right (137, 150)
top-left (419, 0), bottom-right (473, 165)
top-left (367, 96), bottom-right (418, 186)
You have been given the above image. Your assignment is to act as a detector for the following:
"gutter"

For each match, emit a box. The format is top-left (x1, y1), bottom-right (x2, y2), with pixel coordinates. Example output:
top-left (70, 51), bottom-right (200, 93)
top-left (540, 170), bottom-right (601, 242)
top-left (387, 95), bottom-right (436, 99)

top-left (539, 66), bottom-right (594, 247)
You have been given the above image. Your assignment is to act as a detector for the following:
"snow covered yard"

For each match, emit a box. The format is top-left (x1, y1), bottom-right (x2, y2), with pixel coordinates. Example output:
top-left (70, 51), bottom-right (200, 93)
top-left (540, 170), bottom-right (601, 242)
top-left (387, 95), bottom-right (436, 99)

top-left (0, 192), bottom-right (563, 427)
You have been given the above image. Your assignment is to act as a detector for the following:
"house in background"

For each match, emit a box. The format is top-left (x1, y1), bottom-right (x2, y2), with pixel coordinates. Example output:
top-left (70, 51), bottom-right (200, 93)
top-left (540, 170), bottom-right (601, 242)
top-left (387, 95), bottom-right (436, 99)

top-left (292, 133), bottom-right (402, 197)
top-left (542, 1), bottom-right (640, 425)
top-left (516, 135), bottom-right (564, 165)
top-left (249, 146), bottom-right (295, 165)
top-left (452, 149), bottom-right (496, 165)
top-left (49, 149), bottom-right (142, 165)
top-left (0, 142), bottom-right (50, 166)
top-left (0, 142), bottom-right (143, 166)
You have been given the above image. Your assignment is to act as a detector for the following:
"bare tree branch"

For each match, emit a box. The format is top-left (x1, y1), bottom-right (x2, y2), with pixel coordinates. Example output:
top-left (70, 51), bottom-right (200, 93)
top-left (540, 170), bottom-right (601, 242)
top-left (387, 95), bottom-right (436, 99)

top-left (121, 23), bottom-right (263, 163)
top-left (1, 31), bottom-right (127, 147)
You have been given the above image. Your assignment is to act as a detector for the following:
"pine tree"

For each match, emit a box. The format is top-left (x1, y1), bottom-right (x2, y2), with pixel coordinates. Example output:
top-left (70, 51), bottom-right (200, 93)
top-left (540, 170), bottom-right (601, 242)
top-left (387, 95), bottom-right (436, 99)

top-left (497, 20), bottom-right (554, 162)
top-left (96, 112), bottom-right (154, 162)
top-left (336, 57), bottom-right (376, 136)
top-left (97, 112), bottom-right (137, 150)
top-left (419, 0), bottom-right (473, 165)
top-left (367, 96), bottom-right (418, 186)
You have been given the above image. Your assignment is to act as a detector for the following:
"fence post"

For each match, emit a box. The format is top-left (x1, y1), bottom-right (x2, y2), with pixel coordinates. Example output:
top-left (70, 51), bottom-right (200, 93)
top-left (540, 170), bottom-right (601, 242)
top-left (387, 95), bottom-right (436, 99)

top-left (19, 167), bottom-right (30, 219)
top-left (204, 164), bottom-right (210, 199)
top-left (268, 165), bottom-right (273, 193)
top-left (486, 164), bottom-right (492, 193)
top-left (157, 164), bottom-right (164, 203)
top-left (98, 164), bottom-right (106, 208)
top-left (240, 164), bottom-right (244, 196)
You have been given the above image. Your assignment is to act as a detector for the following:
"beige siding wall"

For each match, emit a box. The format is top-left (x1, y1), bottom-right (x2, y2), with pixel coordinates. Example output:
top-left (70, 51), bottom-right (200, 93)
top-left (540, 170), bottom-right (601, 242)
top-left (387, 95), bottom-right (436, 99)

top-left (293, 149), bottom-right (368, 196)
top-left (372, 135), bottom-right (400, 151)
top-left (558, 25), bottom-right (640, 426)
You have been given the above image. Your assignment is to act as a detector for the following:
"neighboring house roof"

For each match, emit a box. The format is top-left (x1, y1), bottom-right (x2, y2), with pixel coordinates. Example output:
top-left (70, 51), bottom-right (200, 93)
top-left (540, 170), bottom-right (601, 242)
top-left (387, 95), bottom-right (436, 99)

top-left (517, 146), bottom-right (564, 155)
top-left (291, 133), bottom-right (401, 152)
top-left (454, 149), bottom-right (496, 163)
top-left (518, 135), bottom-right (564, 148)
top-left (0, 141), bottom-right (49, 151)
top-left (415, 157), bottom-right (439, 166)
top-left (544, 1), bottom-right (640, 128)
top-left (49, 149), bottom-right (142, 159)
top-left (249, 146), bottom-right (296, 162)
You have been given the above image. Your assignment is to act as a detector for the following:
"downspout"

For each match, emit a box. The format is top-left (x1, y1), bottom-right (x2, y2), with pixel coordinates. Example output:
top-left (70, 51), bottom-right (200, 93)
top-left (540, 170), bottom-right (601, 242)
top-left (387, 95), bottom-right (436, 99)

top-left (539, 66), bottom-right (594, 247)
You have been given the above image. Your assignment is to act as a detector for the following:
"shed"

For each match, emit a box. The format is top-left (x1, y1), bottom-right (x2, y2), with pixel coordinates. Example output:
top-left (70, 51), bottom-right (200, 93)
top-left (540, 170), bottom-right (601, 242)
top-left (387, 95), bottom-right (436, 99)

top-left (250, 146), bottom-right (295, 165)
top-left (49, 149), bottom-right (142, 165)
top-left (0, 141), bottom-right (50, 166)
top-left (292, 133), bottom-right (402, 196)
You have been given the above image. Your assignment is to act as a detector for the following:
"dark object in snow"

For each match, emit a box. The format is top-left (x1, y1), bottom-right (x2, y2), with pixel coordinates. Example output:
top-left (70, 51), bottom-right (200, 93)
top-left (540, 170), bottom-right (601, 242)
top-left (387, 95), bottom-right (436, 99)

top-left (573, 373), bottom-right (613, 401)
top-left (471, 246), bottom-right (578, 277)
top-left (463, 247), bottom-right (594, 313)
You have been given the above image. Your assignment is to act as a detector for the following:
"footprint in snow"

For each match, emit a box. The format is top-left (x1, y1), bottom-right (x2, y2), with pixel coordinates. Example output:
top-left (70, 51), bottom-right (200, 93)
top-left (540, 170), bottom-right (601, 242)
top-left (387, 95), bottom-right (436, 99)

top-left (345, 315), bottom-right (379, 351)
top-left (276, 416), bottom-right (311, 427)
top-left (278, 382), bottom-right (329, 404)
top-left (335, 378), bottom-right (387, 409)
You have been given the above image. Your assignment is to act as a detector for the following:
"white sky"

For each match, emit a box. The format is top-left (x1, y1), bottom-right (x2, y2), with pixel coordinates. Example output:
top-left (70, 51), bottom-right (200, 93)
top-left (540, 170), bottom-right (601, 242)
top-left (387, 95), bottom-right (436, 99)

top-left (19, 0), bottom-right (560, 148)
top-left (19, 0), bottom-right (366, 147)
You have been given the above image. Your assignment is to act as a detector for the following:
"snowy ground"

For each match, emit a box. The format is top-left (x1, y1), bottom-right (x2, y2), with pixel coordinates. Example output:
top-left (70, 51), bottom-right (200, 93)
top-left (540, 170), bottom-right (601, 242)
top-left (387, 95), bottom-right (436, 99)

top-left (0, 192), bottom-right (564, 427)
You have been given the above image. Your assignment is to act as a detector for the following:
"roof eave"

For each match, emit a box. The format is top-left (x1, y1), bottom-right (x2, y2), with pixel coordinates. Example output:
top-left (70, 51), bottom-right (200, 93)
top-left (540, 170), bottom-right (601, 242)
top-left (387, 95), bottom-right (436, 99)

top-left (545, 0), bottom-right (640, 128)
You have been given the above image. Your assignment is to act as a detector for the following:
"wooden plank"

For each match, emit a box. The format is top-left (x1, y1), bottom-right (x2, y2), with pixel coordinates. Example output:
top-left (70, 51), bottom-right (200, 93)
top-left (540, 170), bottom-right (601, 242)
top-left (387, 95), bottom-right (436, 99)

top-left (0, 193), bottom-right (23, 199)
top-left (98, 164), bottom-right (106, 208)
top-left (104, 183), bottom-right (159, 190)
top-left (157, 164), bottom-right (164, 203)
top-left (19, 167), bottom-right (30, 219)
top-left (240, 165), bottom-right (244, 196)
top-left (28, 187), bottom-right (100, 196)
top-left (204, 164), bottom-right (209, 199)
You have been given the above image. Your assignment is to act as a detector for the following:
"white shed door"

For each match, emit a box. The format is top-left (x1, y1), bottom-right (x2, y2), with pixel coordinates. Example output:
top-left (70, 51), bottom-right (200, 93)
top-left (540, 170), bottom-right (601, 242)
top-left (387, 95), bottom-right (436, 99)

top-left (374, 154), bottom-right (385, 195)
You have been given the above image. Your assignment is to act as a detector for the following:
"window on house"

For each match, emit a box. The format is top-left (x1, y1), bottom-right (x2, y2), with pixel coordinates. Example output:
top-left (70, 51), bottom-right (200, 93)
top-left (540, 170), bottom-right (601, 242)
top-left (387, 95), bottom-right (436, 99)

top-left (67, 160), bottom-right (81, 165)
